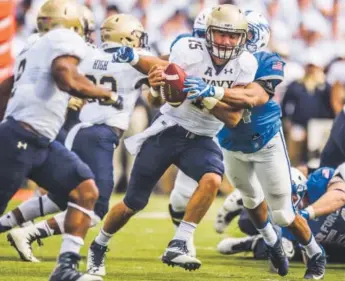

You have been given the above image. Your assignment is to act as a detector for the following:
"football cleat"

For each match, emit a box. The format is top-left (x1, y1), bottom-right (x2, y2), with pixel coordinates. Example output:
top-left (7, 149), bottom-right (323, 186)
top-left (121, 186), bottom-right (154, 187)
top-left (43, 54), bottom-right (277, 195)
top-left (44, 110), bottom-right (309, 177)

top-left (304, 249), bottom-right (326, 280)
top-left (87, 241), bottom-right (108, 276)
top-left (214, 189), bottom-right (243, 234)
top-left (266, 236), bottom-right (289, 276)
top-left (0, 223), bottom-right (11, 234)
top-left (217, 235), bottom-right (260, 255)
top-left (49, 252), bottom-right (103, 281)
top-left (161, 239), bottom-right (201, 271)
top-left (186, 236), bottom-right (196, 258)
top-left (7, 226), bottom-right (41, 262)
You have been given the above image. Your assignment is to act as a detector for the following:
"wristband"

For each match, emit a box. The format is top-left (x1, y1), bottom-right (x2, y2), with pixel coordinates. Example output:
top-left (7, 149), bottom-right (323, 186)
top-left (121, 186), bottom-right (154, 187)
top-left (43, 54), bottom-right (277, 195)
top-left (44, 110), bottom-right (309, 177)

top-left (213, 86), bottom-right (225, 100)
top-left (150, 87), bottom-right (160, 98)
top-left (305, 206), bottom-right (316, 220)
top-left (202, 97), bottom-right (218, 110)
top-left (130, 51), bottom-right (140, 66)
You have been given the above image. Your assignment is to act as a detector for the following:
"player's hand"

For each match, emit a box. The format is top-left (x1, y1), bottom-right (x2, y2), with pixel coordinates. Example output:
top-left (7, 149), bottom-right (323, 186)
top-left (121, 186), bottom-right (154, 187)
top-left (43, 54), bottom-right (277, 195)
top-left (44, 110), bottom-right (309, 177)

top-left (183, 76), bottom-right (214, 100)
top-left (99, 92), bottom-right (124, 110)
top-left (148, 64), bottom-right (166, 89)
top-left (298, 209), bottom-right (310, 220)
top-left (68, 97), bottom-right (85, 111)
top-left (111, 46), bottom-right (139, 65)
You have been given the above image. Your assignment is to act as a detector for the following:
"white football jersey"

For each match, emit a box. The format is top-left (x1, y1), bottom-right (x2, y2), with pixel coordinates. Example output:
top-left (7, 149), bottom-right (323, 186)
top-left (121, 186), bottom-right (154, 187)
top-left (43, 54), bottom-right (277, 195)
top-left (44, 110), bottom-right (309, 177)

top-left (5, 28), bottom-right (87, 140)
top-left (161, 37), bottom-right (258, 137)
top-left (78, 46), bottom-right (148, 130)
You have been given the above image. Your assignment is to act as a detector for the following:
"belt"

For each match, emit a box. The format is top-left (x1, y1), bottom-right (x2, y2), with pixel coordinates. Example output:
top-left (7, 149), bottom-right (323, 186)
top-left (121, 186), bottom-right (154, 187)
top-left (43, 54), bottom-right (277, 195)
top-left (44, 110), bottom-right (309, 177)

top-left (175, 125), bottom-right (207, 140)
top-left (18, 121), bottom-right (42, 137)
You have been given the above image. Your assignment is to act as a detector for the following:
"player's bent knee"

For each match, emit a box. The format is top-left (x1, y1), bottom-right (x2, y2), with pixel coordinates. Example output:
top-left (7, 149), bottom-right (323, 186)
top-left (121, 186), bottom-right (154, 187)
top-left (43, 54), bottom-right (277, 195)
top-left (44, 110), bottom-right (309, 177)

top-left (271, 210), bottom-right (295, 227)
top-left (242, 195), bottom-right (264, 210)
top-left (199, 173), bottom-right (222, 192)
top-left (123, 194), bottom-right (148, 212)
top-left (69, 179), bottom-right (99, 207)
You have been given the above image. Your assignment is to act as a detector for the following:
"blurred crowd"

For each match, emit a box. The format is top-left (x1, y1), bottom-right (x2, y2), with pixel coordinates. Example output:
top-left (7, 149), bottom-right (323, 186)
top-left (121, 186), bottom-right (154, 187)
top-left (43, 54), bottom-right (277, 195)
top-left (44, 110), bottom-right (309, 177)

top-left (4, 0), bottom-right (345, 191)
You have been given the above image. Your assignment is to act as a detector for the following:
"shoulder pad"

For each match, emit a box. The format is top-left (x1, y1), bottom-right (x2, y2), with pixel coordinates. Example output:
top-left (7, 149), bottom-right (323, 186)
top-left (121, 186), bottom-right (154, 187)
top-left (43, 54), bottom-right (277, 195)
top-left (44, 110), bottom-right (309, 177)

top-left (169, 37), bottom-right (204, 69)
top-left (254, 51), bottom-right (285, 81)
top-left (238, 51), bottom-right (258, 74)
top-left (45, 28), bottom-right (87, 61)
top-left (170, 33), bottom-right (193, 52)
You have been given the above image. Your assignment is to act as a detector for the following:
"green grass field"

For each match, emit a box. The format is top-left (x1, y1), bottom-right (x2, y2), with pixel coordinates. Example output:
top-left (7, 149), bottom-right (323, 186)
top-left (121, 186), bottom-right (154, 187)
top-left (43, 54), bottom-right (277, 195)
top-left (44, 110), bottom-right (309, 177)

top-left (0, 195), bottom-right (343, 281)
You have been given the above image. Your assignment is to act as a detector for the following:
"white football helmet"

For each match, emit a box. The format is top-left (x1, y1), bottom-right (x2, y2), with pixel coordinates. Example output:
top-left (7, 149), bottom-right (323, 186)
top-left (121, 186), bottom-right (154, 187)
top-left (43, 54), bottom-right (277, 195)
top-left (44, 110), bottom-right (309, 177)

top-left (244, 10), bottom-right (270, 53)
top-left (291, 167), bottom-right (307, 209)
top-left (193, 7), bottom-right (214, 38)
top-left (206, 4), bottom-right (248, 60)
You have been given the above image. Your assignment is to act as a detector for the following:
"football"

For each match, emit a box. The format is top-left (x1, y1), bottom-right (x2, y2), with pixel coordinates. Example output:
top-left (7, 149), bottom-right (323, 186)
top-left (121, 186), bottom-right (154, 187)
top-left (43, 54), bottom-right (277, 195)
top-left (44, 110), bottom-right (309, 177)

top-left (160, 63), bottom-right (187, 107)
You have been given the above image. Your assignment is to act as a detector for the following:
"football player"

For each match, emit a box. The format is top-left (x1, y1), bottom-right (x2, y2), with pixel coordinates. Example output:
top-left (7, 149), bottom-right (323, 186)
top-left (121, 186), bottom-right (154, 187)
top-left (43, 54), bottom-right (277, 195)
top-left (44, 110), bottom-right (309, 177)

top-left (1, 14), bottom-right (151, 266)
top-left (87, 4), bottom-right (257, 275)
top-left (218, 165), bottom-right (345, 264)
top-left (0, 0), bottom-right (122, 280)
top-left (159, 10), bottom-right (326, 279)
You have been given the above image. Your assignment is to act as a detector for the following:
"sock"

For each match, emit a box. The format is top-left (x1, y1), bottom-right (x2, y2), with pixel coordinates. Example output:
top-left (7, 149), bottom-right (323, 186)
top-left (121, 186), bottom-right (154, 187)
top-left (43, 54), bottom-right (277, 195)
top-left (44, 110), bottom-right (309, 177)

top-left (54, 212), bottom-right (67, 234)
top-left (35, 220), bottom-right (55, 238)
top-left (303, 235), bottom-right (322, 258)
top-left (18, 195), bottom-right (60, 222)
top-left (60, 234), bottom-right (84, 255)
top-left (0, 211), bottom-right (18, 228)
top-left (257, 221), bottom-right (277, 247)
top-left (95, 228), bottom-right (113, 246)
top-left (173, 220), bottom-right (197, 241)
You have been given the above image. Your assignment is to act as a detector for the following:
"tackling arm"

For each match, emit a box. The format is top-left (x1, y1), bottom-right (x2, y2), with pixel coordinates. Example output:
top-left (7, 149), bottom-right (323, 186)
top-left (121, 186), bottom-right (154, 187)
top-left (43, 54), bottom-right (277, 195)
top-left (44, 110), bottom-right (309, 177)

top-left (221, 81), bottom-right (270, 108)
top-left (209, 101), bottom-right (243, 128)
top-left (305, 177), bottom-right (345, 219)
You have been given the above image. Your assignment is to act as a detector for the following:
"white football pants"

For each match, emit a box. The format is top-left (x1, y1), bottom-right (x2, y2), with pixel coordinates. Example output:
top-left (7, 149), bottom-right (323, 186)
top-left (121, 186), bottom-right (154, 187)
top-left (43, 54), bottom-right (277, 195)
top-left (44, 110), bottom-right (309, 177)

top-left (223, 130), bottom-right (295, 227)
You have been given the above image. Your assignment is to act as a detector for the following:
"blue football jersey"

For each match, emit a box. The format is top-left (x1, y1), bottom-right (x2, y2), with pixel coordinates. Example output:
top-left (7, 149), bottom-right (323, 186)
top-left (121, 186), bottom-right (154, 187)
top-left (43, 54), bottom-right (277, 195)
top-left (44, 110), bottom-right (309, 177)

top-left (217, 51), bottom-right (285, 153)
top-left (283, 167), bottom-right (345, 246)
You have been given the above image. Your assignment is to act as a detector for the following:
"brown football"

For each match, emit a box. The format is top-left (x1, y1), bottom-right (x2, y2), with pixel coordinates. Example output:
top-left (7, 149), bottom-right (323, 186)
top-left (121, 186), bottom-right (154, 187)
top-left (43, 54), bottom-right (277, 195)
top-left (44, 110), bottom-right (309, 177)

top-left (160, 63), bottom-right (187, 107)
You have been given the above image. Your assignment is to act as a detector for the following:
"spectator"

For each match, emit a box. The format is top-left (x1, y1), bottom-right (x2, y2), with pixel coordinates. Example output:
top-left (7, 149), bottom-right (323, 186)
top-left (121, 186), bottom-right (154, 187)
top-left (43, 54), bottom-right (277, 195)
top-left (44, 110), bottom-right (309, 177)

top-left (282, 53), bottom-right (336, 164)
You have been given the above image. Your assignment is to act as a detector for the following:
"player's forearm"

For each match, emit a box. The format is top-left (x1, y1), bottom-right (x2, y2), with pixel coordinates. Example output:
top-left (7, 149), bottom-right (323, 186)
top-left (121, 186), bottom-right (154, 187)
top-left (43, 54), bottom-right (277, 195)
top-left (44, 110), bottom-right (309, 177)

top-left (68, 73), bottom-right (111, 99)
top-left (52, 58), bottom-right (112, 100)
top-left (221, 83), bottom-right (269, 108)
top-left (133, 56), bottom-right (169, 75)
top-left (209, 100), bottom-right (243, 128)
top-left (310, 188), bottom-right (345, 217)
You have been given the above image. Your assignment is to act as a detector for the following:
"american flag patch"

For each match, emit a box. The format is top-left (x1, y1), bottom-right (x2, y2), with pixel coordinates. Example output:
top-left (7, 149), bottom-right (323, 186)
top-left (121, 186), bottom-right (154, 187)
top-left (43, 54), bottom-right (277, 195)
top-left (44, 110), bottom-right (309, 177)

top-left (322, 168), bottom-right (330, 179)
top-left (272, 61), bottom-right (283, 70)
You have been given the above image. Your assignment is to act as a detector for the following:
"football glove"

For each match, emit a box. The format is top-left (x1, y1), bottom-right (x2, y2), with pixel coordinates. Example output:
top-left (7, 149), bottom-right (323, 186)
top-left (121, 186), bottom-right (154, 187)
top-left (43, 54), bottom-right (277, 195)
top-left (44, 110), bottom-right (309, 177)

top-left (111, 46), bottom-right (139, 65)
top-left (183, 76), bottom-right (224, 100)
top-left (99, 92), bottom-right (124, 110)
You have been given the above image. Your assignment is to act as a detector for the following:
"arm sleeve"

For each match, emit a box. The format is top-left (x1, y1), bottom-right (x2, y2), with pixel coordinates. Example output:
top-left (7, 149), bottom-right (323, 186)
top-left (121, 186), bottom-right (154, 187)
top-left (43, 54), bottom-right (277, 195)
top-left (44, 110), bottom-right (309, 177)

top-left (254, 52), bottom-right (285, 96)
top-left (306, 167), bottom-right (335, 203)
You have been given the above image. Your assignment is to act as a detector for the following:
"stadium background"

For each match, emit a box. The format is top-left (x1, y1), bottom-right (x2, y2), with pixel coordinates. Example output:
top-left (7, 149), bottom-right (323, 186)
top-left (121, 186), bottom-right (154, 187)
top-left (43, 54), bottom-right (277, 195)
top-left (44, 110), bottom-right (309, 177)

top-left (0, 1), bottom-right (345, 280)
top-left (3, 0), bottom-right (345, 196)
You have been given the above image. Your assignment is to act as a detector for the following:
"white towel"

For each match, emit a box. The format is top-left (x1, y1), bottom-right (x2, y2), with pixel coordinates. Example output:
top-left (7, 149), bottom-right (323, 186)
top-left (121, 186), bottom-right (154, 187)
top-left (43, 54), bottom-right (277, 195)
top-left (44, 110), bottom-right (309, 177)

top-left (124, 115), bottom-right (177, 155)
top-left (64, 122), bottom-right (93, 150)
